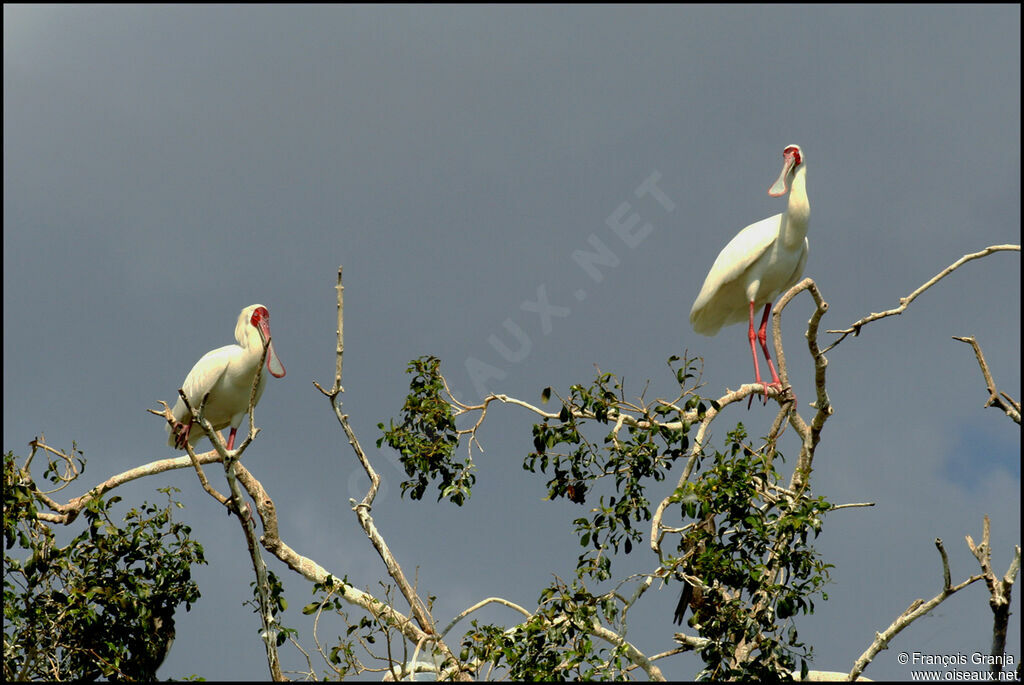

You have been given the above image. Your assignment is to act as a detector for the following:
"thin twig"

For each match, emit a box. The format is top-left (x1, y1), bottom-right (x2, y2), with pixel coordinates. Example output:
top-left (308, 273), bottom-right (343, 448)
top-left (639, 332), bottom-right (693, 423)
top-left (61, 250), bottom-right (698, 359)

top-left (829, 502), bottom-right (876, 512)
top-left (313, 265), bottom-right (469, 679)
top-left (824, 244), bottom-right (1020, 353)
top-left (437, 598), bottom-right (532, 640)
top-left (150, 401), bottom-right (230, 506)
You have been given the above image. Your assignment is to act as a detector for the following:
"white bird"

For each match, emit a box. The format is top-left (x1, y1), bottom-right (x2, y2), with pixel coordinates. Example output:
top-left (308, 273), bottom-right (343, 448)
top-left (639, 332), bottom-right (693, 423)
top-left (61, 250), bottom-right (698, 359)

top-left (167, 304), bottom-right (286, 451)
top-left (689, 144), bottom-right (809, 400)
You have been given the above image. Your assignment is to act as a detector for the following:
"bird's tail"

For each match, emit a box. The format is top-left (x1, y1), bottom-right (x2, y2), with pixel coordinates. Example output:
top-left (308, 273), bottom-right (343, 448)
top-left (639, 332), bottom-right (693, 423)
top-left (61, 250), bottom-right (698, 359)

top-left (673, 580), bottom-right (693, 625)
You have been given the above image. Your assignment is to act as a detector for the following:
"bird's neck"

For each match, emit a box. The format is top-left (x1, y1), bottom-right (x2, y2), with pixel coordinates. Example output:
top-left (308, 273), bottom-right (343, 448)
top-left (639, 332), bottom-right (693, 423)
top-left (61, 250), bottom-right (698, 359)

top-left (239, 327), bottom-right (266, 358)
top-left (780, 165), bottom-right (809, 249)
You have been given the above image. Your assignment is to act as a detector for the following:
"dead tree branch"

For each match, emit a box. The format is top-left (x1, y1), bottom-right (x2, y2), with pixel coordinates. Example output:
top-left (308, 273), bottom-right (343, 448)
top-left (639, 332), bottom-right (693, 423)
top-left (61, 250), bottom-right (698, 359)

top-left (848, 539), bottom-right (984, 680)
top-left (314, 266), bottom-right (469, 679)
top-left (824, 244), bottom-right (1020, 354)
top-left (965, 515), bottom-right (1021, 679)
top-left (953, 336), bottom-right (1021, 424)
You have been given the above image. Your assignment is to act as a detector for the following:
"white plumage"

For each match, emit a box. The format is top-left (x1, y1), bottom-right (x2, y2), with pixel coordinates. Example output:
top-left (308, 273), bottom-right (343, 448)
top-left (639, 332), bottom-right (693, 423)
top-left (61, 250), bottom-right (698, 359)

top-left (689, 145), bottom-right (809, 392)
top-left (167, 304), bottom-right (286, 450)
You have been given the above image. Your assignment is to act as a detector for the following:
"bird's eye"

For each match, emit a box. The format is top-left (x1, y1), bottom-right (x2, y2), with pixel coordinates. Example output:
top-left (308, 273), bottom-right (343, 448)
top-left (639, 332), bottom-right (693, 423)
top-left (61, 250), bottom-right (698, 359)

top-left (785, 146), bottom-right (802, 165)
top-left (250, 307), bottom-right (268, 326)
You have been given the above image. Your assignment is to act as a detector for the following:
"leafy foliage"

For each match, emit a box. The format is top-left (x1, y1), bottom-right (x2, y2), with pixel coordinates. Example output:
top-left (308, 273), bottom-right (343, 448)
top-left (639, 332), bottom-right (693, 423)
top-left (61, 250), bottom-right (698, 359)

top-left (3, 450), bottom-right (206, 681)
top-left (382, 353), bottom-right (834, 680)
top-left (525, 357), bottom-right (703, 581)
top-left (300, 576), bottom-right (372, 679)
top-left (377, 356), bottom-right (473, 504)
top-left (461, 579), bottom-right (629, 681)
top-left (248, 569), bottom-right (297, 649)
top-left (675, 424), bottom-right (832, 680)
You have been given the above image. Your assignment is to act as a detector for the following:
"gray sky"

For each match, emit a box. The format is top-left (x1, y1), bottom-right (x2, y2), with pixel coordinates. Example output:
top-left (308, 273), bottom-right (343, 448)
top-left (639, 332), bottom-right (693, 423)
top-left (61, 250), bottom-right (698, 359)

top-left (4, 5), bottom-right (1020, 681)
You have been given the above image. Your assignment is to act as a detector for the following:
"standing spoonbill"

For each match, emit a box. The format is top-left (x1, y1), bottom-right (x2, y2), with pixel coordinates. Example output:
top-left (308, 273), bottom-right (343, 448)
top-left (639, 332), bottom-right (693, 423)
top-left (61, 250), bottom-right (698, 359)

top-left (167, 304), bottom-right (286, 451)
top-left (689, 144), bottom-right (809, 403)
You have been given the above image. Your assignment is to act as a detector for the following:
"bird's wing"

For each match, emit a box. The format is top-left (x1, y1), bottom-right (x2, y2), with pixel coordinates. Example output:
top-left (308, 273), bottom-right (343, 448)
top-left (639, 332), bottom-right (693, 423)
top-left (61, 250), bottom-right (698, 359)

top-left (698, 214), bottom-right (781, 302)
top-left (690, 214), bottom-right (781, 331)
top-left (172, 345), bottom-right (236, 422)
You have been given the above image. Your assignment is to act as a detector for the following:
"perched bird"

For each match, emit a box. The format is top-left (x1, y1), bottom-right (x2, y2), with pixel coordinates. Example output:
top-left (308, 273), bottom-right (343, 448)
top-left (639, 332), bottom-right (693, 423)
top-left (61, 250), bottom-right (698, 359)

top-left (689, 145), bottom-right (809, 400)
top-left (673, 515), bottom-right (714, 626)
top-left (167, 304), bottom-right (285, 450)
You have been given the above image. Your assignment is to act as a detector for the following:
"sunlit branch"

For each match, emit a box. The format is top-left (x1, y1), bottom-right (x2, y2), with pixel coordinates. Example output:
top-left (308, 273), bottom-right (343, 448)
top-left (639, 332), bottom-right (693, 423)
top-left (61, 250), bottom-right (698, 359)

top-left (848, 538), bottom-right (984, 680)
top-left (313, 265), bottom-right (469, 679)
top-left (437, 597), bottom-right (532, 641)
top-left (965, 516), bottom-right (1021, 678)
top-left (953, 336), bottom-right (1021, 424)
top-left (824, 244), bottom-right (1020, 353)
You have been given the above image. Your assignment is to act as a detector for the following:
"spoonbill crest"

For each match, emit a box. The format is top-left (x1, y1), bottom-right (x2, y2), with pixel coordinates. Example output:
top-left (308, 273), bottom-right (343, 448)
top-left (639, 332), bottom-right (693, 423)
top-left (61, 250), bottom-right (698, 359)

top-left (167, 304), bottom-right (286, 451)
top-left (689, 144), bottom-right (809, 402)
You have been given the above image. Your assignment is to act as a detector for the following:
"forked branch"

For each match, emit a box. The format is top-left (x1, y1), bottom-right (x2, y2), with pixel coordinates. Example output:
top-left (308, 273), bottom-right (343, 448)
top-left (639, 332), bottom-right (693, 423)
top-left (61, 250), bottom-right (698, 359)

top-left (965, 516), bottom-right (1021, 678)
top-left (313, 265), bottom-right (470, 679)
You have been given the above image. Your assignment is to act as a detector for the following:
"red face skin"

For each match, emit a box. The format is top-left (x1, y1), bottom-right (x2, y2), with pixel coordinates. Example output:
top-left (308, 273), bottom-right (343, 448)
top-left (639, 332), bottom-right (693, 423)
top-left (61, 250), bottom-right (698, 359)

top-left (768, 146), bottom-right (803, 197)
top-left (250, 306), bottom-right (285, 378)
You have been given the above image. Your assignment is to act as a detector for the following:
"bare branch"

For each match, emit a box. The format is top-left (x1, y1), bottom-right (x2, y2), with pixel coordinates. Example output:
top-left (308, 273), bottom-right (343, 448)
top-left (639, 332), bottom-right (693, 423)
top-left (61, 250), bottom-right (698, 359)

top-left (773, 277), bottom-right (833, 492)
top-left (229, 459), bottom-right (436, 649)
top-left (965, 516), bottom-right (1021, 679)
top-left (313, 265), bottom-right (470, 679)
top-left (150, 401), bottom-right (230, 507)
top-left (848, 538), bottom-right (984, 680)
top-left (824, 244), bottom-right (1020, 353)
top-left (335, 265), bottom-right (345, 393)
top-left (671, 631), bottom-right (710, 652)
top-left (587, 618), bottom-right (666, 681)
top-left (437, 597), bottom-right (532, 640)
top-left (32, 441), bottom-right (225, 525)
top-left (24, 434), bottom-right (83, 494)
top-left (953, 336), bottom-right (1021, 424)
top-left (829, 502), bottom-right (876, 512)
top-left (313, 266), bottom-right (346, 399)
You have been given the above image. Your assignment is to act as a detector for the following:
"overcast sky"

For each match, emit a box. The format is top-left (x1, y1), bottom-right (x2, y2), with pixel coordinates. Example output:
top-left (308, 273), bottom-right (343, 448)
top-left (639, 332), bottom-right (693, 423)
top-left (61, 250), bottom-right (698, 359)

top-left (4, 5), bottom-right (1020, 681)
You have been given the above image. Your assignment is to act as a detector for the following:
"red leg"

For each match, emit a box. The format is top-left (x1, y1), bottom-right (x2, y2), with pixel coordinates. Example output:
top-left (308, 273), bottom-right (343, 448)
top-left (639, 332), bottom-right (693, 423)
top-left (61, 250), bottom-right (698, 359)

top-left (226, 427), bottom-right (238, 451)
top-left (747, 300), bottom-right (764, 384)
top-left (757, 303), bottom-right (782, 390)
top-left (747, 301), bottom-right (763, 408)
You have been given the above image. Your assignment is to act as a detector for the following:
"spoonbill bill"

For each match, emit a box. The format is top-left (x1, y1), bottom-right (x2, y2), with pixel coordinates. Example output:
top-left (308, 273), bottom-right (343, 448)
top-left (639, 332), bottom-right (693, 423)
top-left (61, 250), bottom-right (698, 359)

top-left (689, 144), bottom-right (809, 402)
top-left (166, 304), bottom-right (285, 450)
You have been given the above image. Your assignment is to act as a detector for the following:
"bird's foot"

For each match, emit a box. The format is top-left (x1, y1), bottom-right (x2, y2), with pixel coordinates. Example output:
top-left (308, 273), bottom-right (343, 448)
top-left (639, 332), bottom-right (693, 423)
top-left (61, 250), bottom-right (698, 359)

top-left (746, 381), bottom-right (782, 409)
top-left (171, 421), bottom-right (192, 449)
top-left (228, 501), bottom-right (255, 525)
